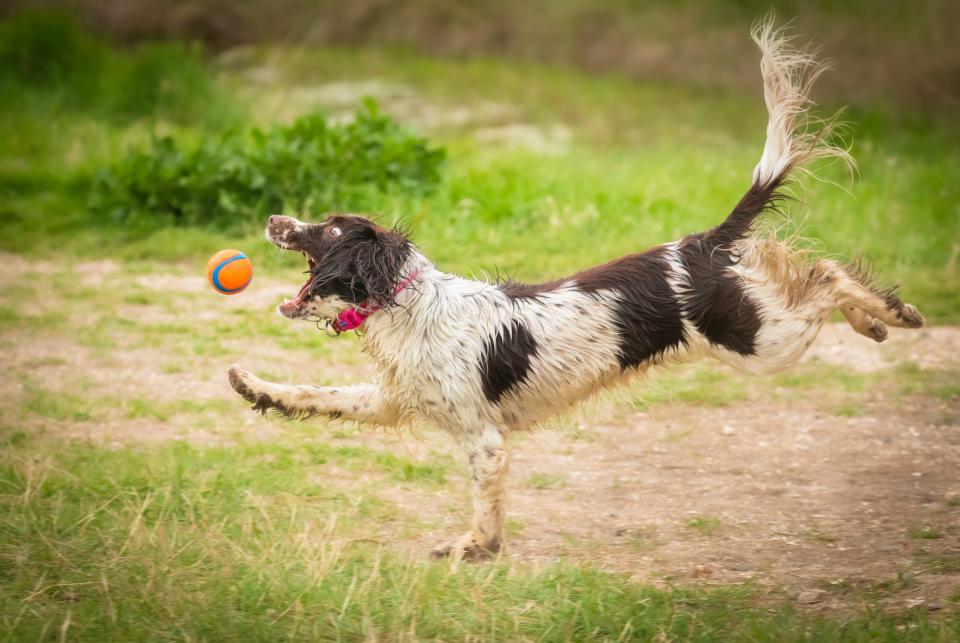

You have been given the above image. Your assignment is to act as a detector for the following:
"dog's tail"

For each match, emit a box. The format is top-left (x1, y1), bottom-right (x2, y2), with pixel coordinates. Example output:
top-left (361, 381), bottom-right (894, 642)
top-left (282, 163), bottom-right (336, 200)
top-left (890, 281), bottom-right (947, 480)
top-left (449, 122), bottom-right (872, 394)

top-left (710, 18), bottom-right (853, 246)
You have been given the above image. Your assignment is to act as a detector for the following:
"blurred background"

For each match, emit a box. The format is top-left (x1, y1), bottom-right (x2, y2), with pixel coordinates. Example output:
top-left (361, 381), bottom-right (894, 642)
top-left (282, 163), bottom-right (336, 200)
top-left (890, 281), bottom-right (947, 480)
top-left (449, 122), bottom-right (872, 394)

top-left (1, 2), bottom-right (959, 640)
top-left (2, 0), bottom-right (958, 301)
top-left (1, 0), bottom-right (957, 311)
top-left (5, 0), bottom-right (960, 112)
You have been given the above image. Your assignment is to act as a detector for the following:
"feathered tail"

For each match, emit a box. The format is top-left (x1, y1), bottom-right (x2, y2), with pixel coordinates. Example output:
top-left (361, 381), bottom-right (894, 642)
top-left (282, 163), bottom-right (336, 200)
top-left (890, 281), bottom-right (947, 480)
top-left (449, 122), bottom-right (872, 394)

top-left (711, 18), bottom-right (853, 247)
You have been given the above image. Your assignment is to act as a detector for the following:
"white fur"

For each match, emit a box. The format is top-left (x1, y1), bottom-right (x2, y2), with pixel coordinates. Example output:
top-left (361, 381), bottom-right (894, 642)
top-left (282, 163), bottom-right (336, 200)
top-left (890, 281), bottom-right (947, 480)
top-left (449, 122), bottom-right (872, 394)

top-left (229, 23), bottom-right (921, 560)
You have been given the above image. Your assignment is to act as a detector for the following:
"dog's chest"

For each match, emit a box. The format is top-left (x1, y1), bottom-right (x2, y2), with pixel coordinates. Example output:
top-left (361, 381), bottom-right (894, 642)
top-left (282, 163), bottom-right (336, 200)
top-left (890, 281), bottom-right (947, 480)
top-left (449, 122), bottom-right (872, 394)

top-left (368, 332), bottom-right (485, 426)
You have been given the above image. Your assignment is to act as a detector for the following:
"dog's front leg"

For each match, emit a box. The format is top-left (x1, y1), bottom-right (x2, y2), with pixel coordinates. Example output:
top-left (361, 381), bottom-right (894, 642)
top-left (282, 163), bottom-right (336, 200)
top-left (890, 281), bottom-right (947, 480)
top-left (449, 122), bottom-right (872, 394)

top-left (228, 365), bottom-right (401, 426)
top-left (431, 425), bottom-right (509, 561)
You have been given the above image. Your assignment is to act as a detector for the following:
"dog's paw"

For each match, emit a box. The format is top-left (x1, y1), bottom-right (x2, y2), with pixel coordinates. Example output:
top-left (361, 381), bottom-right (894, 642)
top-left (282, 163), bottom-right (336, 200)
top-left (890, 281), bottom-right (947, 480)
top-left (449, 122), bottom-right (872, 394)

top-left (428, 542), bottom-right (454, 560)
top-left (897, 303), bottom-right (925, 329)
top-left (228, 365), bottom-right (274, 413)
top-left (429, 531), bottom-right (501, 562)
top-left (228, 365), bottom-right (257, 400)
top-left (866, 319), bottom-right (888, 343)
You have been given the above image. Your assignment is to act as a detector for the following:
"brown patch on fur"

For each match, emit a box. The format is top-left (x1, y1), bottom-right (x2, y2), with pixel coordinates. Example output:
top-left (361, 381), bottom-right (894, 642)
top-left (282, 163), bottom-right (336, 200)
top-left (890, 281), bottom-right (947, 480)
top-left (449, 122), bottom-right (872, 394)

top-left (497, 279), bottom-right (564, 300)
top-left (844, 256), bottom-right (906, 314)
top-left (734, 237), bottom-right (827, 308)
top-left (710, 174), bottom-right (791, 247)
top-left (574, 246), bottom-right (688, 368)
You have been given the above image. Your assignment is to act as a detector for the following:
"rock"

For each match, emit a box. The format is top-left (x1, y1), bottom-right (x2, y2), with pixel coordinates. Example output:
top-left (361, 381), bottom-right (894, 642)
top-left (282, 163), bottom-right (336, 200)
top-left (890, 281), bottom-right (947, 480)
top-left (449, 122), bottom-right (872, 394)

top-left (798, 590), bottom-right (826, 604)
top-left (726, 560), bottom-right (753, 571)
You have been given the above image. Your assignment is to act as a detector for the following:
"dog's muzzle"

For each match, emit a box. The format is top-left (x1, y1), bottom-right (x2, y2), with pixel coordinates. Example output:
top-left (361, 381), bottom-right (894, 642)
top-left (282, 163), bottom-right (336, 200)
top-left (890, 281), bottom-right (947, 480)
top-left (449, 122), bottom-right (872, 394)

top-left (266, 215), bottom-right (300, 248)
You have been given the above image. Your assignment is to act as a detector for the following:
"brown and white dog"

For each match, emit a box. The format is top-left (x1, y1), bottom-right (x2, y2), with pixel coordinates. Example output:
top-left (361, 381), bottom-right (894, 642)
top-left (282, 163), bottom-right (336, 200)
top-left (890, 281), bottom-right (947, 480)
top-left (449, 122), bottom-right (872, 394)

top-left (228, 22), bottom-right (925, 560)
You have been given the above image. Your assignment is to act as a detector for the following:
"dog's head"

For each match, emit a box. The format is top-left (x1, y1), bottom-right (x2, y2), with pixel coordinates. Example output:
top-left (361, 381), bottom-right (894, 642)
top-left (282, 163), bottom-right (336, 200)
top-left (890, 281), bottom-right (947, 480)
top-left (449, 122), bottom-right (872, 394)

top-left (265, 214), bottom-right (411, 320)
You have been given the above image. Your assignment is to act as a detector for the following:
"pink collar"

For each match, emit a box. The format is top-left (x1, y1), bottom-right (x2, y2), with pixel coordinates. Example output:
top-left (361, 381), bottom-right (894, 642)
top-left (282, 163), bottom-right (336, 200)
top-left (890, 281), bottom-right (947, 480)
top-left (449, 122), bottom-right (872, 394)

top-left (333, 269), bottom-right (420, 333)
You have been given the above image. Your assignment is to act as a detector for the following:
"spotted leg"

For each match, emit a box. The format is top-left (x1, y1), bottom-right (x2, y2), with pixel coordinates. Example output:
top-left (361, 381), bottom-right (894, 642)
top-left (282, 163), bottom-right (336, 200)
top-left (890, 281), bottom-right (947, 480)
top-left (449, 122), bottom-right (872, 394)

top-left (228, 365), bottom-right (401, 425)
top-left (431, 425), bottom-right (509, 562)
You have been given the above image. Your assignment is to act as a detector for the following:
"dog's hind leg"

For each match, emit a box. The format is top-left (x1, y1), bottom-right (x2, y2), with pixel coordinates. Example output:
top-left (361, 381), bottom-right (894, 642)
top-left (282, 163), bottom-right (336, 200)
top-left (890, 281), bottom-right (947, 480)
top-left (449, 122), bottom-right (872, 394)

top-left (818, 260), bottom-right (925, 330)
top-left (840, 306), bottom-right (888, 343)
top-left (228, 365), bottom-right (402, 425)
top-left (431, 424), bottom-right (509, 562)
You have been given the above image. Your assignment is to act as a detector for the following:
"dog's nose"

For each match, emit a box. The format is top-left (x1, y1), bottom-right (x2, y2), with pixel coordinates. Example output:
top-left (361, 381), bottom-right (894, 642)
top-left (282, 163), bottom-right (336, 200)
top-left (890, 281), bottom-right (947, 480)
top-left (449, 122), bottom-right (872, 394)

top-left (268, 214), bottom-right (297, 228)
top-left (266, 215), bottom-right (302, 239)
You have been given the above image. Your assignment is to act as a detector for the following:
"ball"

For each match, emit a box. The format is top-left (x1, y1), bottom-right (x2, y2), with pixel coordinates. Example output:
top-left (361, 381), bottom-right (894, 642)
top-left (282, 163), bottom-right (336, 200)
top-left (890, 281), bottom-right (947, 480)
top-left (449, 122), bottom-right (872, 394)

top-left (206, 249), bottom-right (253, 295)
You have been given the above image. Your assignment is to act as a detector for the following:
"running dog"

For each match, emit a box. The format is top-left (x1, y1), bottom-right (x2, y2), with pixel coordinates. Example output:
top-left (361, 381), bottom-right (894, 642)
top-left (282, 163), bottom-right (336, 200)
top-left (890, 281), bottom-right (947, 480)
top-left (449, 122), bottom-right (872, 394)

top-left (228, 21), bottom-right (925, 560)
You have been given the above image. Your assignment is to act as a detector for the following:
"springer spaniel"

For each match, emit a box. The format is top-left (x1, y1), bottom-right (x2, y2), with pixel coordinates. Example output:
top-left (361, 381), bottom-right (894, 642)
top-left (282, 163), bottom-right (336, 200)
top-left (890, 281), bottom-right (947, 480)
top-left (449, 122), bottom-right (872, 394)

top-left (228, 22), bottom-right (925, 560)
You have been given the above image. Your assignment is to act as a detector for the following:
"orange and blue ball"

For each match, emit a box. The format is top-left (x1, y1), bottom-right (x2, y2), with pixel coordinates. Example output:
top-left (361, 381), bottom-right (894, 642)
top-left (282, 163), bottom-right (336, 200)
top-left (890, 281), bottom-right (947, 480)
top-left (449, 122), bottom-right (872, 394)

top-left (206, 249), bottom-right (253, 295)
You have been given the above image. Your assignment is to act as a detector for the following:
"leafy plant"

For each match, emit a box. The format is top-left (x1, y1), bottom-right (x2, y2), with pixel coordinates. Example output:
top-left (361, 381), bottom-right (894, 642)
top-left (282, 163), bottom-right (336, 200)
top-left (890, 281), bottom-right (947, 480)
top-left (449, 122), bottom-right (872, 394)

top-left (91, 99), bottom-right (446, 227)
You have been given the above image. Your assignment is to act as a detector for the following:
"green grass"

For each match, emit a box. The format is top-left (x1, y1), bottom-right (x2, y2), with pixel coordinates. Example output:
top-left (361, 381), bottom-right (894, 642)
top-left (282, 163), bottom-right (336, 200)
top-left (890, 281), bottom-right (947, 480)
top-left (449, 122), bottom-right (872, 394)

top-left (685, 515), bottom-right (724, 536)
top-left (634, 368), bottom-right (748, 409)
top-left (909, 526), bottom-right (943, 541)
top-left (526, 472), bottom-right (568, 489)
top-left (1, 14), bottom-right (959, 639)
top-left (833, 402), bottom-right (865, 417)
top-left (1, 432), bottom-right (956, 641)
top-left (1, 17), bottom-right (957, 320)
top-left (21, 387), bottom-right (94, 423)
top-left (915, 553), bottom-right (960, 574)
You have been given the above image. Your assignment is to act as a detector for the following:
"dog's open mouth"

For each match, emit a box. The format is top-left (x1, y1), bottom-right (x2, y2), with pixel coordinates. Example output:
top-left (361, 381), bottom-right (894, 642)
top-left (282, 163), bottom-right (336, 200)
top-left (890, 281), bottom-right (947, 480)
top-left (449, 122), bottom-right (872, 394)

top-left (278, 253), bottom-right (317, 318)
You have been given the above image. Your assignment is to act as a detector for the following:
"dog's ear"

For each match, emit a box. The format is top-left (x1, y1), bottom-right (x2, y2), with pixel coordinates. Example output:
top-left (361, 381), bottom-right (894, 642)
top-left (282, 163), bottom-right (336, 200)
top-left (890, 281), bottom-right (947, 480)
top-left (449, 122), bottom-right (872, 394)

top-left (350, 226), bottom-right (411, 306)
top-left (311, 224), bottom-right (410, 306)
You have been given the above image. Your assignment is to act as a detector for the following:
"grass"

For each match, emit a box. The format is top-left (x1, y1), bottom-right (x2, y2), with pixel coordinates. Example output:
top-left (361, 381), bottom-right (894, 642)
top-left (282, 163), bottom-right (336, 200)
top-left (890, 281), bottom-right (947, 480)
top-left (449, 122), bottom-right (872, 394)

top-left (2, 257), bottom-right (953, 639)
top-left (685, 515), bottom-right (724, 536)
top-left (634, 368), bottom-right (748, 409)
top-left (909, 527), bottom-right (943, 541)
top-left (1, 12), bottom-right (958, 640)
top-left (21, 387), bottom-right (94, 423)
top-left (526, 472), bottom-right (568, 489)
top-left (1, 432), bottom-right (957, 641)
top-left (915, 554), bottom-right (960, 574)
top-left (1, 16), bottom-right (958, 321)
top-left (801, 527), bottom-right (838, 544)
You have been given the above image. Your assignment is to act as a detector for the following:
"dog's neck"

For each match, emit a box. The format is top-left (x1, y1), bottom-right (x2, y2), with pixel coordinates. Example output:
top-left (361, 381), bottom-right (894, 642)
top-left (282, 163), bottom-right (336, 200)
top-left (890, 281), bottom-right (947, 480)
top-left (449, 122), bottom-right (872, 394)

top-left (360, 250), bottom-right (450, 361)
top-left (357, 250), bottom-right (434, 329)
top-left (333, 265), bottom-right (424, 332)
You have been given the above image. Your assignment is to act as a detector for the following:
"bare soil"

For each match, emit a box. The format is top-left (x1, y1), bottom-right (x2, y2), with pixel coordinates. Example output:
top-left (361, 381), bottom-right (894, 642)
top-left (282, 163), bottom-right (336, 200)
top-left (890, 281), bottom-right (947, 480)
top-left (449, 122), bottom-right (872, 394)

top-left (387, 324), bottom-right (960, 612)
top-left (3, 254), bottom-right (957, 612)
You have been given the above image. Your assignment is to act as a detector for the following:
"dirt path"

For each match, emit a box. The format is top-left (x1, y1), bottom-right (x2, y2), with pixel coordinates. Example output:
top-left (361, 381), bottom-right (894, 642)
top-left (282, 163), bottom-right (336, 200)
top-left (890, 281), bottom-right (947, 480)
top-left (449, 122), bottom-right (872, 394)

top-left (373, 323), bottom-right (959, 611)
top-left (3, 254), bottom-right (958, 611)
top-left (322, 327), bottom-right (959, 613)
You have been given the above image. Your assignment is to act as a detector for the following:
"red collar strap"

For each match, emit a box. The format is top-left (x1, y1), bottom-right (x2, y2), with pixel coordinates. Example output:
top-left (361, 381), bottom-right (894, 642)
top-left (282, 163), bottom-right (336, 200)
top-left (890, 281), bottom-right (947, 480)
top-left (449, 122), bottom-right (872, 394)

top-left (333, 269), bottom-right (420, 333)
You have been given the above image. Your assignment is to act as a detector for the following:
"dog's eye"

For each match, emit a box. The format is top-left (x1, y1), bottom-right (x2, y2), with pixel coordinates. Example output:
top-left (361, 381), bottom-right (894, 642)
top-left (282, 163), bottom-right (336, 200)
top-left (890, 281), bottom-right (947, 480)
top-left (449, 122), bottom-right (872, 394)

top-left (326, 226), bottom-right (342, 239)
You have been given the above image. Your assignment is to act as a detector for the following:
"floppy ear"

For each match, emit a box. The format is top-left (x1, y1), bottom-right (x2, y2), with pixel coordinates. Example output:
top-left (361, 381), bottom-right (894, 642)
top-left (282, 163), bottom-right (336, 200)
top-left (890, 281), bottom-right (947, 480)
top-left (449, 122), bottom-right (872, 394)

top-left (311, 225), bottom-right (411, 306)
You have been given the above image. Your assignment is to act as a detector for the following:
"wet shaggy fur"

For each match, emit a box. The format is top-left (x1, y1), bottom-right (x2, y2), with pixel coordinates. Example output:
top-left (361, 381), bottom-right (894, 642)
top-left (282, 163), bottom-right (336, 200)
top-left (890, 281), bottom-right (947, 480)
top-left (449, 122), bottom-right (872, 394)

top-left (480, 321), bottom-right (539, 403)
top-left (228, 21), bottom-right (926, 561)
top-left (306, 216), bottom-right (412, 307)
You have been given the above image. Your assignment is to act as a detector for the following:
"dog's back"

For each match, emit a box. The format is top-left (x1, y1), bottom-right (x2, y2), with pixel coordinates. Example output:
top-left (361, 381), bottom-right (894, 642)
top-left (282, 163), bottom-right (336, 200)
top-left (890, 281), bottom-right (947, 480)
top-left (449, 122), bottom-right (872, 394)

top-left (394, 19), bottom-right (926, 430)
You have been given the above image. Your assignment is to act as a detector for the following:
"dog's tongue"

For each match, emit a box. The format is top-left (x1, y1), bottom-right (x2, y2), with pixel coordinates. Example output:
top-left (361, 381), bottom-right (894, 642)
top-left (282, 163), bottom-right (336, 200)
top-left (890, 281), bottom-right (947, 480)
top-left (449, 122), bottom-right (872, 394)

top-left (279, 276), bottom-right (312, 317)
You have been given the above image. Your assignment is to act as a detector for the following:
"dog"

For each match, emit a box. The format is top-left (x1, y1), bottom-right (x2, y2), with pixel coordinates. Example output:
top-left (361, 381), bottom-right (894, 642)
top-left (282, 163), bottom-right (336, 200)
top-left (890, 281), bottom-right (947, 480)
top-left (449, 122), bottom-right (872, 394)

top-left (228, 21), bottom-right (925, 561)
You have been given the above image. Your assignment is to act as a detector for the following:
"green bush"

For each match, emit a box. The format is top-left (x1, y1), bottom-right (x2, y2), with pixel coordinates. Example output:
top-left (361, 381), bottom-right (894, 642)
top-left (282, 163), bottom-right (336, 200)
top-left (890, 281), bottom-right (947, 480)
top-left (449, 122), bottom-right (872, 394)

top-left (91, 99), bottom-right (446, 227)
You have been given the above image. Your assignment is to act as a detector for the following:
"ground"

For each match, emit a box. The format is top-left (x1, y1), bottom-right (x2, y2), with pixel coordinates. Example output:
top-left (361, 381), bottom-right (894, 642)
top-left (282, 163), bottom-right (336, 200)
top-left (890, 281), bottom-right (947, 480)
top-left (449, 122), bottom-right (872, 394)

top-left (2, 19), bottom-right (958, 634)
top-left (3, 251), bottom-right (957, 617)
